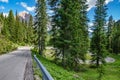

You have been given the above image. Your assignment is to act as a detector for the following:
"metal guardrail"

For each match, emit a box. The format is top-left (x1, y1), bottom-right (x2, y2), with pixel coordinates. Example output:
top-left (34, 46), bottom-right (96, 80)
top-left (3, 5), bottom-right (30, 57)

top-left (33, 55), bottom-right (54, 80)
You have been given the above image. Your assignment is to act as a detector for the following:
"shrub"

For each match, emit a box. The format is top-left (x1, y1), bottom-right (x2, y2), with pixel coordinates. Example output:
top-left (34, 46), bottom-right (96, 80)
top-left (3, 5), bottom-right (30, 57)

top-left (0, 35), bottom-right (17, 54)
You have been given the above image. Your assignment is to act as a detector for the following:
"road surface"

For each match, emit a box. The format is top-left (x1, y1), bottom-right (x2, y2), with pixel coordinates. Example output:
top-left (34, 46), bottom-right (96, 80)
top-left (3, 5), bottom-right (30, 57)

top-left (0, 46), bottom-right (33, 80)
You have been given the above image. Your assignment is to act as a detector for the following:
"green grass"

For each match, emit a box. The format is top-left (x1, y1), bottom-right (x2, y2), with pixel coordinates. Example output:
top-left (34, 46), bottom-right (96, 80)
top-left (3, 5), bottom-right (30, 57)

top-left (33, 53), bottom-right (84, 80)
top-left (32, 57), bottom-right (42, 80)
top-left (102, 54), bottom-right (120, 80)
top-left (32, 50), bottom-right (120, 80)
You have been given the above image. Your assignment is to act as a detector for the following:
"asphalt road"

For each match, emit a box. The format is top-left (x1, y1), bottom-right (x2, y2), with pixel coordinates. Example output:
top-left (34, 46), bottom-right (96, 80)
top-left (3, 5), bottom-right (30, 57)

top-left (0, 47), bottom-right (33, 80)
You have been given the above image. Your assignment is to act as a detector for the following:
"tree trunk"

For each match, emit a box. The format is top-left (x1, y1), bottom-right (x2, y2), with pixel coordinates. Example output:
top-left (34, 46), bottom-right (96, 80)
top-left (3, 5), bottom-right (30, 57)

top-left (96, 56), bottom-right (99, 67)
top-left (62, 47), bottom-right (65, 68)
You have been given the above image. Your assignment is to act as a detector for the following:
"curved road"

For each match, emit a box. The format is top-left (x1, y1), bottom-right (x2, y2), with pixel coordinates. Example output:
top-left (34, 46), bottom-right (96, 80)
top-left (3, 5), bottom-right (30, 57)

top-left (0, 47), bottom-right (33, 80)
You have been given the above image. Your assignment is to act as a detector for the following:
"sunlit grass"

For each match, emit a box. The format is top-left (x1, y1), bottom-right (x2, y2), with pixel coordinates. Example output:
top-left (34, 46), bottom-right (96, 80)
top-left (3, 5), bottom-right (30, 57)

top-left (32, 49), bottom-right (120, 80)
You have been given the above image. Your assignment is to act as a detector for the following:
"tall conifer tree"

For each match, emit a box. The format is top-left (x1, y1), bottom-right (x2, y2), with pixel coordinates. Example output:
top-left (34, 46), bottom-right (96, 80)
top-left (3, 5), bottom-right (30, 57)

top-left (107, 16), bottom-right (114, 53)
top-left (34, 0), bottom-right (48, 55)
top-left (0, 15), bottom-right (3, 34)
top-left (112, 20), bottom-right (120, 54)
top-left (15, 11), bottom-right (20, 43)
top-left (27, 15), bottom-right (34, 44)
top-left (7, 10), bottom-right (15, 42)
top-left (49, 0), bottom-right (88, 69)
top-left (91, 0), bottom-right (107, 67)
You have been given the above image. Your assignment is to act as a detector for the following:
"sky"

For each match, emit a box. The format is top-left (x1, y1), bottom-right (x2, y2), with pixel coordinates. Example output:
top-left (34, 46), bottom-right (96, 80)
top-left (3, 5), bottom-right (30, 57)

top-left (0, 0), bottom-right (120, 22)
top-left (0, 0), bottom-right (36, 16)
top-left (88, 0), bottom-right (120, 22)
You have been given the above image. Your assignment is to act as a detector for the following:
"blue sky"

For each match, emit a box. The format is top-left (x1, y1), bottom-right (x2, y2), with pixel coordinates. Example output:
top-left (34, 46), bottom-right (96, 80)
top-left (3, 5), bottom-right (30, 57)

top-left (0, 0), bottom-right (36, 16)
top-left (88, 0), bottom-right (120, 22)
top-left (0, 0), bottom-right (120, 22)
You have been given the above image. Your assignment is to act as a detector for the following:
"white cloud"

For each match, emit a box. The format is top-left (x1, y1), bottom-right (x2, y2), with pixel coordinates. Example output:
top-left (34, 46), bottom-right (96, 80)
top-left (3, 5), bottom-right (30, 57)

top-left (88, 22), bottom-right (94, 27)
top-left (0, 0), bottom-right (8, 3)
top-left (47, 10), bottom-right (54, 14)
top-left (87, 0), bottom-right (97, 11)
top-left (88, 22), bottom-right (94, 33)
top-left (35, 0), bottom-right (37, 2)
top-left (88, 29), bottom-right (93, 33)
top-left (0, 6), bottom-right (5, 9)
top-left (20, 2), bottom-right (35, 12)
top-left (3, 13), bottom-right (8, 17)
top-left (87, 0), bottom-right (114, 11)
top-left (105, 0), bottom-right (113, 4)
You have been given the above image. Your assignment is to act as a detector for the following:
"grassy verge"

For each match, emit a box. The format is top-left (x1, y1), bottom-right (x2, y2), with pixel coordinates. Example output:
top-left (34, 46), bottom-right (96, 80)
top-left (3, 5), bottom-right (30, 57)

top-left (32, 57), bottom-right (42, 80)
top-left (32, 52), bottom-right (86, 80)
top-left (31, 49), bottom-right (120, 80)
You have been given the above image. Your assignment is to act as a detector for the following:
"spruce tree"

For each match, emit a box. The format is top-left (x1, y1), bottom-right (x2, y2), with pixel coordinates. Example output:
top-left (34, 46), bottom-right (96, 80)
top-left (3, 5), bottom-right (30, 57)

top-left (15, 13), bottom-right (28, 44)
top-left (91, 0), bottom-right (107, 67)
top-left (48, 0), bottom-right (61, 59)
top-left (15, 11), bottom-right (20, 43)
top-left (112, 20), bottom-right (120, 54)
top-left (79, 0), bottom-right (89, 62)
top-left (0, 12), bottom-right (4, 34)
top-left (0, 13), bottom-right (4, 20)
top-left (27, 15), bottom-right (34, 44)
top-left (1, 17), bottom-right (10, 38)
top-left (15, 11), bottom-right (25, 43)
top-left (107, 16), bottom-right (114, 53)
top-left (21, 20), bottom-right (27, 43)
top-left (7, 10), bottom-right (15, 42)
top-left (1, 10), bottom-right (34, 45)
top-left (0, 16), bottom-right (3, 34)
top-left (34, 0), bottom-right (48, 55)
top-left (49, 0), bottom-right (88, 69)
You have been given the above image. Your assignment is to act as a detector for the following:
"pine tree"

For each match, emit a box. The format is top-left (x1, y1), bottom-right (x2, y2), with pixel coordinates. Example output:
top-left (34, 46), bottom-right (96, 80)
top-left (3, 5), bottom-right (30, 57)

top-left (7, 10), bottom-right (15, 42)
top-left (34, 0), bottom-right (48, 55)
top-left (79, 0), bottom-right (89, 62)
top-left (48, 0), bottom-right (61, 59)
top-left (91, 0), bottom-right (107, 67)
top-left (0, 13), bottom-right (4, 20)
top-left (15, 11), bottom-right (25, 43)
top-left (15, 12), bottom-right (28, 44)
top-left (1, 10), bottom-right (34, 45)
top-left (112, 20), bottom-right (120, 54)
top-left (49, 0), bottom-right (88, 69)
top-left (15, 11), bottom-right (19, 43)
top-left (0, 13), bottom-right (4, 34)
top-left (27, 15), bottom-right (34, 44)
top-left (1, 17), bottom-right (10, 37)
top-left (21, 20), bottom-right (27, 43)
top-left (49, 0), bottom-right (74, 67)
top-left (107, 16), bottom-right (114, 53)
top-left (0, 16), bottom-right (3, 34)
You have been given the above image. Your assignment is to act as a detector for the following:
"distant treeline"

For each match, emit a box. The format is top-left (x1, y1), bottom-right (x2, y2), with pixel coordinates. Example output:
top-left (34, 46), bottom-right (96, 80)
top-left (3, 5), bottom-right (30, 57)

top-left (0, 10), bottom-right (34, 45)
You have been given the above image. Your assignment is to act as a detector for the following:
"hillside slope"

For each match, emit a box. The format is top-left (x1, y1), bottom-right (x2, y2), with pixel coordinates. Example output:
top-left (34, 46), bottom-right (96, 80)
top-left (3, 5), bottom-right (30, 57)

top-left (0, 35), bottom-right (17, 54)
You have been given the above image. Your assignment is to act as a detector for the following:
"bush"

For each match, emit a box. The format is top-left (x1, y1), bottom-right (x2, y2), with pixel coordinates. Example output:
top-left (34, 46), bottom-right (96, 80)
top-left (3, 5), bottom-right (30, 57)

top-left (0, 35), bottom-right (17, 54)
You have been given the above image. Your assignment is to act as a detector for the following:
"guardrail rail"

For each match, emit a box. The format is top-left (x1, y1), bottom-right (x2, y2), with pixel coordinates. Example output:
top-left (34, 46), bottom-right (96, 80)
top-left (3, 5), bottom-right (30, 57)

top-left (33, 55), bottom-right (54, 80)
